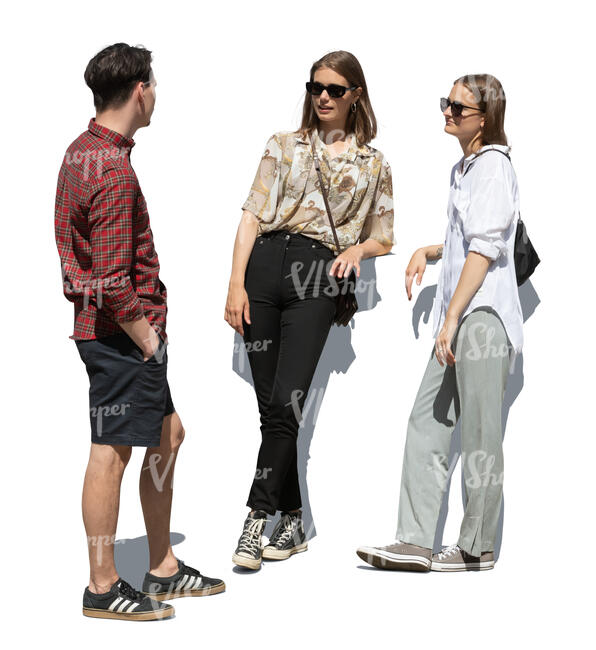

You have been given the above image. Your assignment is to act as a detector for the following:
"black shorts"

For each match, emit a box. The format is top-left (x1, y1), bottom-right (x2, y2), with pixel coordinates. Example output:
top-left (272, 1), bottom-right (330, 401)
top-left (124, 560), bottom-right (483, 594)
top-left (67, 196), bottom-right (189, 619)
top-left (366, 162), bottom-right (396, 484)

top-left (75, 331), bottom-right (175, 447)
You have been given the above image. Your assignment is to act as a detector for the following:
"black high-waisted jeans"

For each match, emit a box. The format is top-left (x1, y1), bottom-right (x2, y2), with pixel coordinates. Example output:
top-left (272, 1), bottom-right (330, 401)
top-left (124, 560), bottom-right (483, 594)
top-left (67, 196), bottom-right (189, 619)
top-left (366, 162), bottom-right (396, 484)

top-left (242, 229), bottom-right (339, 515)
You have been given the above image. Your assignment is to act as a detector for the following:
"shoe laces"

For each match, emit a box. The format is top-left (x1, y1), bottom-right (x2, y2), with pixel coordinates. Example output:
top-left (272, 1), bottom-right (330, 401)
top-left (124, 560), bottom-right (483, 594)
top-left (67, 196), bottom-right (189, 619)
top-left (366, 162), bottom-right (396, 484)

top-left (118, 579), bottom-right (143, 602)
top-left (237, 516), bottom-right (266, 554)
top-left (269, 514), bottom-right (296, 546)
top-left (437, 543), bottom-right (461, 560)
top-left (178, 559), bottom-right (201, 577)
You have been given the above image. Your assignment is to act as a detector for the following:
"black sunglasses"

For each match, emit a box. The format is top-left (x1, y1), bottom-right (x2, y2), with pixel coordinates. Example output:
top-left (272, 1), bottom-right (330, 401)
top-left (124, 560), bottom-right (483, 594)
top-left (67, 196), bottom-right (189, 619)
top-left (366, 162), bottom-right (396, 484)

top-left (306, 81), bottom-right (358, 98)
top-left (440, 97), bottom-right (483, 118)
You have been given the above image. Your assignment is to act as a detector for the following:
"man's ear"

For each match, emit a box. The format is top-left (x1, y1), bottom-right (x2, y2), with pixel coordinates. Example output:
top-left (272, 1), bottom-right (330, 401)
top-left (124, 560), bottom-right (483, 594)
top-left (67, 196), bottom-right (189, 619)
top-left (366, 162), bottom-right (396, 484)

top-left (136, 81), bottom-right (146, 108)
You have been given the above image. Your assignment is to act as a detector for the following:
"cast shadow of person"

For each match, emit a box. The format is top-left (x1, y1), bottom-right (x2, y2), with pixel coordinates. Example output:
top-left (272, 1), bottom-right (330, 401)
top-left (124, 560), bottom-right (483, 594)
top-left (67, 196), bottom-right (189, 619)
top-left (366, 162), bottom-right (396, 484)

top-left (410, 278), bottom-right (540, 560)
top-left (232, 256), bottom-right (386, 544)
top-left (114, 532), bottom-right (186, 589)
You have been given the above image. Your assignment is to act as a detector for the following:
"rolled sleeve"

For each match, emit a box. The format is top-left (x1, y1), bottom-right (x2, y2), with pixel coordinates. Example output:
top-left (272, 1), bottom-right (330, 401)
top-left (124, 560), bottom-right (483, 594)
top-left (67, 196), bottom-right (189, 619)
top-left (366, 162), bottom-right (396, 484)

top-left (359, 156), bottom-right (395, 247)
top-left (87, 168), bottom-right (144, 322)
top-left (241, 133), bottom-right (283, 223)
top-left (464, 175), bottom-right (515, 262)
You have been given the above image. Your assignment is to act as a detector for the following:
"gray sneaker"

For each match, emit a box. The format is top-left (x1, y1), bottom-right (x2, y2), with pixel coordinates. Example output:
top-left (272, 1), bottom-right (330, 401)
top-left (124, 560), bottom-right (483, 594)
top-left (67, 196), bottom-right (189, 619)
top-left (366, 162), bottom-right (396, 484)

top-left (262, 511), bottom-right (308, 560)
top-left (431, 544), bottom-right (495, 571)
top-left (356, 540), bottom-right (432, 572)
top-left (232, 510), bottom-right (268, 570)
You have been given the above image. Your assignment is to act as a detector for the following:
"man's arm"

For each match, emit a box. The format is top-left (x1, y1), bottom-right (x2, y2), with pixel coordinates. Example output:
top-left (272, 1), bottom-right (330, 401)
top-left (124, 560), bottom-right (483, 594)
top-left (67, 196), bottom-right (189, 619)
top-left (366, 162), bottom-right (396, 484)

top-left (88, 167), bottom-right (157, 358)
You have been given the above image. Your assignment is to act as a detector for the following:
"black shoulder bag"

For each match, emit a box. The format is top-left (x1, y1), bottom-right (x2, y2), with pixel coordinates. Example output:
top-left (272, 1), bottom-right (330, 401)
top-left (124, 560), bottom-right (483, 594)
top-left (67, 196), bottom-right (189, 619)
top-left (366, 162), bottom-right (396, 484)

top-left (462, 148), bottom-right (540, 286)
top-left (309, 132), bottom-right (358, 326)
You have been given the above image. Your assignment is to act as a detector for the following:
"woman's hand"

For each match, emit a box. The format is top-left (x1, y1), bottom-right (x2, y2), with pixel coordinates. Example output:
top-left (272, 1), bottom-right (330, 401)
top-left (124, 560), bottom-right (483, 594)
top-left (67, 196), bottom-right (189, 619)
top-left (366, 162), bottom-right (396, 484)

top-left (435, 313), bottom-right (459, 366)
top-left (224, 282), bottom-right (251, 336)
top-left (330, 244), bottom-right (364, 278)
top-left (405, 248), bottom-right (428, 300)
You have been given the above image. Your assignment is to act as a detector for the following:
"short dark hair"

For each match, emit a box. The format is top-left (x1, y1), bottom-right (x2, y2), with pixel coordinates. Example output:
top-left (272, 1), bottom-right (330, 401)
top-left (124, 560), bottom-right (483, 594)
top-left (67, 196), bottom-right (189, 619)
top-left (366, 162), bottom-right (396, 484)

top-left (84, 43), bottom-right (153, 112)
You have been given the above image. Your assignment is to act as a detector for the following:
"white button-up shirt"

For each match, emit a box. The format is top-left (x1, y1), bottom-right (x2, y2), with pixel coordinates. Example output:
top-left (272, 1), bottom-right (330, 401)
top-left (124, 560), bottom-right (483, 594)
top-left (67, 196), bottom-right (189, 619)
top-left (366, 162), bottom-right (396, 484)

top-left (431, 144), bottom-right (524, 372)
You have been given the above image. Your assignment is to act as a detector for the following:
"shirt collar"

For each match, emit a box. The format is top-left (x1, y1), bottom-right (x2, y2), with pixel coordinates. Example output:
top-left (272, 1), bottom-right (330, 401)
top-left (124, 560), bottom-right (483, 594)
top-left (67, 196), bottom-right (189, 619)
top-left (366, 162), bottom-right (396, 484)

top-left (460, 143), bottom-right (510, 173)
top-left (295, 129), bottom-right (375, 159)
top-left (88, 117), bottom-right (136, 152)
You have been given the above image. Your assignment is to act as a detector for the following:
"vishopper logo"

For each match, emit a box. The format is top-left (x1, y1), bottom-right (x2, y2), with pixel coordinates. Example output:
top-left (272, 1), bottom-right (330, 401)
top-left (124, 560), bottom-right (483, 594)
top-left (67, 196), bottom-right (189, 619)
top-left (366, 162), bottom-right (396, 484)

top-left (233, 338), bottom-right (273, 373)
top-left (286, 386), bottom-right (327, 428)
top-left (253, 467), bottom-right (273, 480)
top-left (143, 452), bottom-right (176, 492)
top-left (460, 322), bottom-right (511, 362)
top-left (430, 450), bottom-right (504, 491)
top-left (91, 402), bottom-right (131, 438)
top-left (61, 262), bottom-right (130, 311)
top-left (87, 533), bottom-right (126, 566)
top-left (64, 145), bottom-right (131, 181)
top-left (284, 259), bottom-right (377, 308)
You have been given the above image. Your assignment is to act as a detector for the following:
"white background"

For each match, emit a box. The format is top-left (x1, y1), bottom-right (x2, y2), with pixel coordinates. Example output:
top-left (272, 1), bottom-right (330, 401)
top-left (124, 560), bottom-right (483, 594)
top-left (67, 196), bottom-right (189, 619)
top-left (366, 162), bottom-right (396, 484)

top-left (2, 0), bottom-right (593, 647)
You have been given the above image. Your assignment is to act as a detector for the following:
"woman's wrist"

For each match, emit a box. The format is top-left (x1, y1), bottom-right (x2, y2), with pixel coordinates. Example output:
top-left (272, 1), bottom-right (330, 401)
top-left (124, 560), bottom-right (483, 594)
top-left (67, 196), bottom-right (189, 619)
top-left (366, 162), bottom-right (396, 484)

top-left (423, 245), bottom-right (443, 260)
top-left (229, 275), bottom-right (245, 289)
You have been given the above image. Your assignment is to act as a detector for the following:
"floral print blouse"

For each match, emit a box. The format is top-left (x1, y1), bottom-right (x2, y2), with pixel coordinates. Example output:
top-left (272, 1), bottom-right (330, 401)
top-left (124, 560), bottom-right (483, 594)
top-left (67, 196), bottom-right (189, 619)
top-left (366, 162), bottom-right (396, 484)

top-left (241, 128), bottom-right (395, 253)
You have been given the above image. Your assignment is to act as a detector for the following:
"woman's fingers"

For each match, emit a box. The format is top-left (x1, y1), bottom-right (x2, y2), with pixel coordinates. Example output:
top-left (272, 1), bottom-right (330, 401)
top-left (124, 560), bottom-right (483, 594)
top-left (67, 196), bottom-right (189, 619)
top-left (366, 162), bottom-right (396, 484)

top-left (445, 343), bottom-right (456, 366)
top-left (405, 271), bottom-right (414, 300)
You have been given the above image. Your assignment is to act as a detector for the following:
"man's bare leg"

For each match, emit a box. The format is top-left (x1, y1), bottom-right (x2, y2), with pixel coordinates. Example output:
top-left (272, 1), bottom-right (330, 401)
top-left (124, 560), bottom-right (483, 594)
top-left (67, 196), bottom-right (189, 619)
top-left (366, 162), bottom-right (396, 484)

top-left (139, 411), bottom-right (185, 577)
top-left (82, 443), bottom-right (132, 593)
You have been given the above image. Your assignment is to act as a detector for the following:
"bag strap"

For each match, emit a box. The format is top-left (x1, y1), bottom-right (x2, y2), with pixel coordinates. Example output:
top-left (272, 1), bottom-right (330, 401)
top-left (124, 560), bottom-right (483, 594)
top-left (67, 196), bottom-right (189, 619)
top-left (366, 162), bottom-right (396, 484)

top-left (462, 146), bottom-right (524, 222)
top-left (462, 147), bottom-right (511, 177)
top-left (309, 131), bottom-right (343, 254)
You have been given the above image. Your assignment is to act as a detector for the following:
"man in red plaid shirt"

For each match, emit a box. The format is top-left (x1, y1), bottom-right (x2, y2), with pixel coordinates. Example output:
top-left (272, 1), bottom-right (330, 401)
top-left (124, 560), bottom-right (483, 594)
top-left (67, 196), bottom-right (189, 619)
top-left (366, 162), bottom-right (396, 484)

top-left (55, 43), bottom-right (224, 621)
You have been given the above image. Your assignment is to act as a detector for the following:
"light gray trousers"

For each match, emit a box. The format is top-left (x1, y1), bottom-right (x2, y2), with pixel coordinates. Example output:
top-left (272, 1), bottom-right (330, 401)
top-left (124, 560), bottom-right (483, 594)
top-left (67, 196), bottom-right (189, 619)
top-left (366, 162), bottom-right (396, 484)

top-left (396, 306), bottom-right (512, 556)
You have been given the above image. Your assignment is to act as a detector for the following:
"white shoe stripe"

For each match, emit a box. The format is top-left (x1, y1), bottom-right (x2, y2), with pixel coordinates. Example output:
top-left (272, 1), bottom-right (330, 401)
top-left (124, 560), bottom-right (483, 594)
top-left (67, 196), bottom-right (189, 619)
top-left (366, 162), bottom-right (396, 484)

top-left (117, 599), bottom-right (131, 612)
top-left (177, 574), bottom-right (189, 590)
top-left (108, 596), bottom-right (123, 611)
top-left (127, 602), bottom-right (140, 612)
top-left (185, 576), bottom-right (196, 590)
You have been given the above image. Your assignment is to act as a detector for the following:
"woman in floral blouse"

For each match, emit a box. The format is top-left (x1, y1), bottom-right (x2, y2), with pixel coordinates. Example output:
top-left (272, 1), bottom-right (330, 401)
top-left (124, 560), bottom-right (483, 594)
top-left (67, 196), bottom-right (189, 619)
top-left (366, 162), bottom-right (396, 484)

top-left (224, 50), bottom-right (394, 570)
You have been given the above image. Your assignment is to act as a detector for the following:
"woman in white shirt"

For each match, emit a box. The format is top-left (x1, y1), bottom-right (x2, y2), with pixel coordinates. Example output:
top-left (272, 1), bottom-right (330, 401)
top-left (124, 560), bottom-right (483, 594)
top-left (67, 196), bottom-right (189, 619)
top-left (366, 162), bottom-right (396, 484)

top-left (357, 73), bottom-right (523, 572)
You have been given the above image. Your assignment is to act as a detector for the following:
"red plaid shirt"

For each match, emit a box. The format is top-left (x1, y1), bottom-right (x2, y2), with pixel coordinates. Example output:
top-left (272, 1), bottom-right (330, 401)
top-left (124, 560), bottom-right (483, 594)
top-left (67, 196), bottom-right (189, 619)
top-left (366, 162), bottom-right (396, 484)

top-left (55, 118), bottom-right (168, 341)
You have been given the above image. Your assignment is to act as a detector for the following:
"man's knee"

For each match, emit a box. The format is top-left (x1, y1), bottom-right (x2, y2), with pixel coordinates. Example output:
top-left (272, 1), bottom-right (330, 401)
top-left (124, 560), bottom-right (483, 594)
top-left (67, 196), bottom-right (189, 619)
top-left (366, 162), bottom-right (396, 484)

top-left (173, 424), bottom-right (185, 450)
top-left (89, 443), bottom-right (132, 471)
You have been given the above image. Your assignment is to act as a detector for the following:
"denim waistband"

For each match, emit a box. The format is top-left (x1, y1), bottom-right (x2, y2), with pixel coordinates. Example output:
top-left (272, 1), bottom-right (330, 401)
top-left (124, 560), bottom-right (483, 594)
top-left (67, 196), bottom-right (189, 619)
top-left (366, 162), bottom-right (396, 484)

top-left (258, 230), bottom-right (337, 255)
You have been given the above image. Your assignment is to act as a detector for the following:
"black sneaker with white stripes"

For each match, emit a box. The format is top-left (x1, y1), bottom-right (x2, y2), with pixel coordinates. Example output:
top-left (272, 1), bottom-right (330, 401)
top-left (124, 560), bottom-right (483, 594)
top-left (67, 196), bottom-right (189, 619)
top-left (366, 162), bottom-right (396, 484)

top-left (82, 578), bottom-right (174, 621)
top-left (142, 558), bottom-right (225, 600)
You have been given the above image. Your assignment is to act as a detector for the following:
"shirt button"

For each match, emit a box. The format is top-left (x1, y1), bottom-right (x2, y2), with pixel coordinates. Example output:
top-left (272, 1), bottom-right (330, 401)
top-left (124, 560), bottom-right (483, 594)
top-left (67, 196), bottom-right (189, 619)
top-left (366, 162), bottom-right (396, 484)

top-left (285, 234), bottom-right (290, 240)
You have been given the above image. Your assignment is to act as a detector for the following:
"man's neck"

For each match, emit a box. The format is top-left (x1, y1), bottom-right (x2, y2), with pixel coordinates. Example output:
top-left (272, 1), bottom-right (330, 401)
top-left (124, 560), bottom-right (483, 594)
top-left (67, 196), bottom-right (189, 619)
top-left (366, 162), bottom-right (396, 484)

top-left (94, 111), bottom-right (136, 140)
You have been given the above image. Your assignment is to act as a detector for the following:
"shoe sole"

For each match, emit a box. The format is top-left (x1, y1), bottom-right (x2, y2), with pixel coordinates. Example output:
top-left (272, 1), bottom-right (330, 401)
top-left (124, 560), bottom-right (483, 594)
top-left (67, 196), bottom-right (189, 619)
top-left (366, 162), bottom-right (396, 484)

top-left (262, 542), bottom-right (308, 560)
top-left (232, 553), bottom-right (261, 570)
top-left (142, 581), bottom-right (226, 600)
top-left (431, 561), bottom-right (495, 572)
top-left (356, 547), bottom-right (431, 572)
top-left (82, 605), bottom-right (174, 621)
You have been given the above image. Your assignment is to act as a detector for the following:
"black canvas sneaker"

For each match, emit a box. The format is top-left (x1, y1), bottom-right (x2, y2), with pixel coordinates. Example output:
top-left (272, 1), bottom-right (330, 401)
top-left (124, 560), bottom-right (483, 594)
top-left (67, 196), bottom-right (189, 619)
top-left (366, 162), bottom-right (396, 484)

top-left (262, 511), bottom-right (308, 560)
top-left (232, 509), bottom-right (268, 569)
top-left (142, 558), bottom-right (225, 600)
top-left (82, 578), bottom-right (174, 621)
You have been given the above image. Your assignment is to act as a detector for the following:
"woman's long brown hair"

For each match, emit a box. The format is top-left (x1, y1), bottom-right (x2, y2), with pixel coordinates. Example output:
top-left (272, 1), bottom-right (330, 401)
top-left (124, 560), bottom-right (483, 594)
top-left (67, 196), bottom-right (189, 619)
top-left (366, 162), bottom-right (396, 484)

top-left (298, 50), bottom-right (377, 146)
top-left (454, 73), bottom-right (509, 146)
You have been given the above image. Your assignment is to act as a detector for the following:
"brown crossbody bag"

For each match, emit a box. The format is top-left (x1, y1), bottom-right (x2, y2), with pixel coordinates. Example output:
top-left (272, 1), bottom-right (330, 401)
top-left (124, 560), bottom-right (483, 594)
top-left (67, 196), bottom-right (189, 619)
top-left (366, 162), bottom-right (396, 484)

top-left (309, 131), bottom-right (358, 326)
